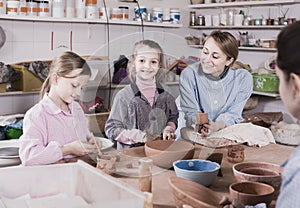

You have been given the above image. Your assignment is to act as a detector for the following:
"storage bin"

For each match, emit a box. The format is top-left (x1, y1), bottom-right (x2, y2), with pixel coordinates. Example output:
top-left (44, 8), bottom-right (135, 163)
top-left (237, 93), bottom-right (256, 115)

top-left (85, 111), bottom-right (110, 134)
top-left (0, 160), bottom-right (148, 207)
top-left (252, 73), bottom-right (279, 93)
top-left (10, 63), bottom-right (44, 92)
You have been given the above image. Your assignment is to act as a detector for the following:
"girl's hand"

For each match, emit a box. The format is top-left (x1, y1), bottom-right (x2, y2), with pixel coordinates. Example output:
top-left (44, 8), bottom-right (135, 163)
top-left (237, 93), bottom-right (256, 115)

top-left (163, 130), bottom-right (176, 140)
top-left (62, 140), bottom-right (98, 156)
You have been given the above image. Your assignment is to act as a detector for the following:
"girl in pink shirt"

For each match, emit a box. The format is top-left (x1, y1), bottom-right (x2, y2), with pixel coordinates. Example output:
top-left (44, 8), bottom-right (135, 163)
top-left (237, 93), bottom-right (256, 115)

top-left (19, 51), bottom-right (101, 166)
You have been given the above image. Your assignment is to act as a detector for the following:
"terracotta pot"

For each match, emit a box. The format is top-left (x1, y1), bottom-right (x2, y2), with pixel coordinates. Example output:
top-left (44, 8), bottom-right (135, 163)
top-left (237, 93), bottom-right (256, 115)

top-left (232, 161), bottom-right (282, 197)
top-left (229, 181), bottom-right (274, 206)
top-left (169, 176), bottom-right (226, 208)
top-left (144, 140), bottom-right (195, 169)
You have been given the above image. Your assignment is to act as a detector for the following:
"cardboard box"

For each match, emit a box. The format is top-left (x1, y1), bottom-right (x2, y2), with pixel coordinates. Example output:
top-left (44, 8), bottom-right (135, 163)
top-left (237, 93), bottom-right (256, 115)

top-left (85, 112), bottom-right (110, 134)
top-left (10, 63), bottom-right (46, 92)
top-left (0, 160), bottom-right (148, 207)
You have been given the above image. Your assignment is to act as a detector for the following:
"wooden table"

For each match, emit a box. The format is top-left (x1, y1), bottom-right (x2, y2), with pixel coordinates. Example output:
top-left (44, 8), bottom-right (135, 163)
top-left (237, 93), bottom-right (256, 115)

top-left (111, 143), bottom-right (295, 208)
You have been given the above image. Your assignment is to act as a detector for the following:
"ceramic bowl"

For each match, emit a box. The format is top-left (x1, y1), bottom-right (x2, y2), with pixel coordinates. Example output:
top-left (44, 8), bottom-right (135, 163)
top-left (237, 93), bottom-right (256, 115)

top-left (144, 140), bottom-right (195, 169)
top-left (168, 176), bottom-right (225, 208)
top-left (232, 161), bottom-right (282, 197)
top-left (173, 159), bottom-right (220, 186)
top-left (229, 181), bottom-right (275, 206)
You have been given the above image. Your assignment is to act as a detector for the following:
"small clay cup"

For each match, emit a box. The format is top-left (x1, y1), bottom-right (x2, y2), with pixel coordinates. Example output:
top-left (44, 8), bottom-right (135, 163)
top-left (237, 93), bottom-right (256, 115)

top-left (229, 181), bottom-right (274, 206)
top-left (195, 112), bottom-right (209, 134)
top-left (227, 145), bottom-right (245, 163)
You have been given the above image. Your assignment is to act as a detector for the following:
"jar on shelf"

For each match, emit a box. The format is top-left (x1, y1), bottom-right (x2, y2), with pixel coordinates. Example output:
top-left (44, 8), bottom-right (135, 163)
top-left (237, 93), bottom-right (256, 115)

top-left (134, 6), bottom-right (147, 21)
top-left (190, 11), bottom-right (196, 26)
top-left (19, 0), bottom-right (27, 15)
top-left (170, 8), bottom-right (180, 24)
top-left (152, 7), bottom-right (163, 23)
top-left (38, 0), bottom-right (50, 17)
top-left (75, 0), bottom-right (85, 18)
top-left (65, 0), bottom-right (75, 18)
top-left (163, 8), bottom-right (170, 22)
top-left (0, 0), bottom-right (5, 14)
top-left (86, 0), bottom-right (98, 19)
top-left (52, 0), bottom-right (65, 18)
top-left (111, 8), bottom-right (122, 20)
top-left (118, 6), bottom-right (128, 20)
top-left (7, 0), bottom-right (20, 15)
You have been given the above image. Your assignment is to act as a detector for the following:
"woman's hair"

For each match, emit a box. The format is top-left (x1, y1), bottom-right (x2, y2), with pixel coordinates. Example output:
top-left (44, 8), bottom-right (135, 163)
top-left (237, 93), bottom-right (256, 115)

top-left (203, 30), bottom-right (239, 68)
top-left (128, 39), bottom-right (166, 82)
top-left (276, 21), bottom-right (300, 81)
top-left (40, 51), bottom-right (91, 99)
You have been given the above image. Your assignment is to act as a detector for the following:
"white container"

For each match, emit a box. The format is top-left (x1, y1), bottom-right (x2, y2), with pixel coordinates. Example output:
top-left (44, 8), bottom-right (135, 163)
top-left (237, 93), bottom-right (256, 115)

top-left (66, 0), bottom-right (75, 18)
top-left (234, 14), bottom-right (244, 26)
top-left (99, 7), bottom-right (109, 20)
top-left (170, 8), bottom-right (180, 24)
top-left (118, 6), bottom-right (128, 20)
top-left (0, 0), bottom-right (5, 14)
top-left (134, 6), bottom-right (147, 21)
top-left (111, 8), bottom-right (122, 20)
top-left (26, 0), bottom-right (38, 16)
top-left (52, 0), bottom-right (65, 18)
top-left (6, 0), bottom-right (19, 15)
top-left (19, 0), bottom-right (27, 15)
top-left (86, 4), bottom-right (98, 19)
top-left (75, 0), bottom-right (85, 18)
top-left (212, 14), bottom-right (220, 26)
top-left (204, 14), bottom-right (212, 26)
top-left (163, 8), bottom-right (170, 22)
top-left (220, 13), bottom-right (227, 26)
top-left (38, 0), bottom-right (50, 17)
top-left (0, 161), bottom-right (147, 207)
top-left (152, 7), bottom-right (163, 23)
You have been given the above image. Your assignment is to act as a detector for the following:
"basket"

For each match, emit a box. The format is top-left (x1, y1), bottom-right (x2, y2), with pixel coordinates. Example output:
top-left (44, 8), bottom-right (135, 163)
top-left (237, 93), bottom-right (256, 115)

top-left (85, 112), bottom-right (110, 134)
top-left (252, 73), bottom-right (279, 93)
top-left (10, 61), bottom-right (51, 92)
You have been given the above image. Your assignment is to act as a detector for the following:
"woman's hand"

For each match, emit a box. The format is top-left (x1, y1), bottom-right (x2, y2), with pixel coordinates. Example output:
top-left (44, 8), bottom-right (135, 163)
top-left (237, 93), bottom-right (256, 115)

top-left (163, 130), bottom-right (176, 140)
top-left (62, 140), bottom-right (98, 156)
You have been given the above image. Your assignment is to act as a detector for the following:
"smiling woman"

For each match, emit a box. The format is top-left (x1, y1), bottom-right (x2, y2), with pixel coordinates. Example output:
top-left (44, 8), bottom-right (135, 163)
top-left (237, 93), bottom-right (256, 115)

top-left (179, 30), bottom-right (253, 139)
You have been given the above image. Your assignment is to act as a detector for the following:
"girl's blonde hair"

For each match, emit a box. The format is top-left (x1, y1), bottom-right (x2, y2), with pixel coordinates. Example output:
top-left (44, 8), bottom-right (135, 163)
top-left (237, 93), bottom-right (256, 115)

top-left (128, 40), bottom-right (166, 82)
top-left (40, 51), bottom-right (91, 100)
top-left (203, 30), bottom-right (239, 68)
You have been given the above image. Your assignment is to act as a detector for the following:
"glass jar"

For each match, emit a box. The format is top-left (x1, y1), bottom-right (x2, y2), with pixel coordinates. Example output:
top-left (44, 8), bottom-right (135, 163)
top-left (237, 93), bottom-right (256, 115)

top-left (190, 11), bottom-right (196, 26)
top-left (152, 7), bottom-right (163, 23)
top-left (111, 8), bottom-right (122, 20)
top-left (118, 6), bottom-right (128, 20)
top-left (38, 0), bottom-right (50, 17)
top-left (7, 0), bottom-right (20, 15)
top-left (170, 8), bottom-right (180, 24)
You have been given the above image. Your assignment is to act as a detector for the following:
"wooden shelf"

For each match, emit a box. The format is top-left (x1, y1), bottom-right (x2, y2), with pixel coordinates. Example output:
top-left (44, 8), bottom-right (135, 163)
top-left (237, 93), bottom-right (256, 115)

top-left (189, 0), bottom-right (300, 9)
top-left (252, 91), bottom-right (280, 98)
top-left (189, 25), bottom-right (284, 30)
top-left (189, 45), bottom-right (276, 52)
top-left (0, 15), bottom-right (183, 28)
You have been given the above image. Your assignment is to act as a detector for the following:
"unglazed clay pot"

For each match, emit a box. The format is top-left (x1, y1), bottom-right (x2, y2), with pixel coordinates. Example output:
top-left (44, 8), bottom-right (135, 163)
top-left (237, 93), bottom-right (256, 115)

top-left (168, 176), bottom-right (227, 208)
top-left (232, 161), bottom-right (282, 197)
top-left (229, 181), bottom-right (274, 206)
top-left (144, 140), bottom-right (195, 169)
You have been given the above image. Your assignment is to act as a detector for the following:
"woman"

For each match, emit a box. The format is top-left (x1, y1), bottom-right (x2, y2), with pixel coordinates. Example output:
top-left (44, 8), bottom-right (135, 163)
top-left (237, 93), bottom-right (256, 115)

top-left (275, 21), bottom-right (300, 207)
top-left (180, 31), bottom-right (253, 138)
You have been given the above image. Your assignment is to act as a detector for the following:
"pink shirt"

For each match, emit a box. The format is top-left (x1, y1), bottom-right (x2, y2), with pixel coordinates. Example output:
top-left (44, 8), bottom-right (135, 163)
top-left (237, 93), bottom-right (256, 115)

top-left (19, 95), bottom-right (91, 166)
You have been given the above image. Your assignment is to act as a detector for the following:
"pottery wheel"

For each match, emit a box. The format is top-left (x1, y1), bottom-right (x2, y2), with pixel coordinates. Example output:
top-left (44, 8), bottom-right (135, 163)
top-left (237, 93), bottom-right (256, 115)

top-left (0, 147), bottom-right (19, 158)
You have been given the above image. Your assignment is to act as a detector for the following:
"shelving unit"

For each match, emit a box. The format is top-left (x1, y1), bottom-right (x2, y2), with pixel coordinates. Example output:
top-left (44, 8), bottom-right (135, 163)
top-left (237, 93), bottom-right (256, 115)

top-left (189, 25), bottom-right (284, 30)
top-left (0, 15), bottom-right (183, 28)
top-left (189, 45), bottom-right (276, 52)
top-left (189, 0), bottom-right (300, 9)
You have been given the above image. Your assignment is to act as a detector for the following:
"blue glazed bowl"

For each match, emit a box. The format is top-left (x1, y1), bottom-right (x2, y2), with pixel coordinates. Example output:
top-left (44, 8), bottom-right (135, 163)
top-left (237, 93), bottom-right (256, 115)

top-left (173, 159), bottom-right (220, 187)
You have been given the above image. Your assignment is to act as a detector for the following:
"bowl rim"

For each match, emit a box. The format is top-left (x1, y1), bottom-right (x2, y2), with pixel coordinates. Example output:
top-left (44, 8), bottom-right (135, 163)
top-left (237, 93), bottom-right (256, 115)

top-left (173, 159), bottom-right (220, 173)
top-left (230, 181), bottom-right (275, 196)
top-left (232, 161), bottom-right (282, 178)
top-left (145, 140), bottom-right (195, 153)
